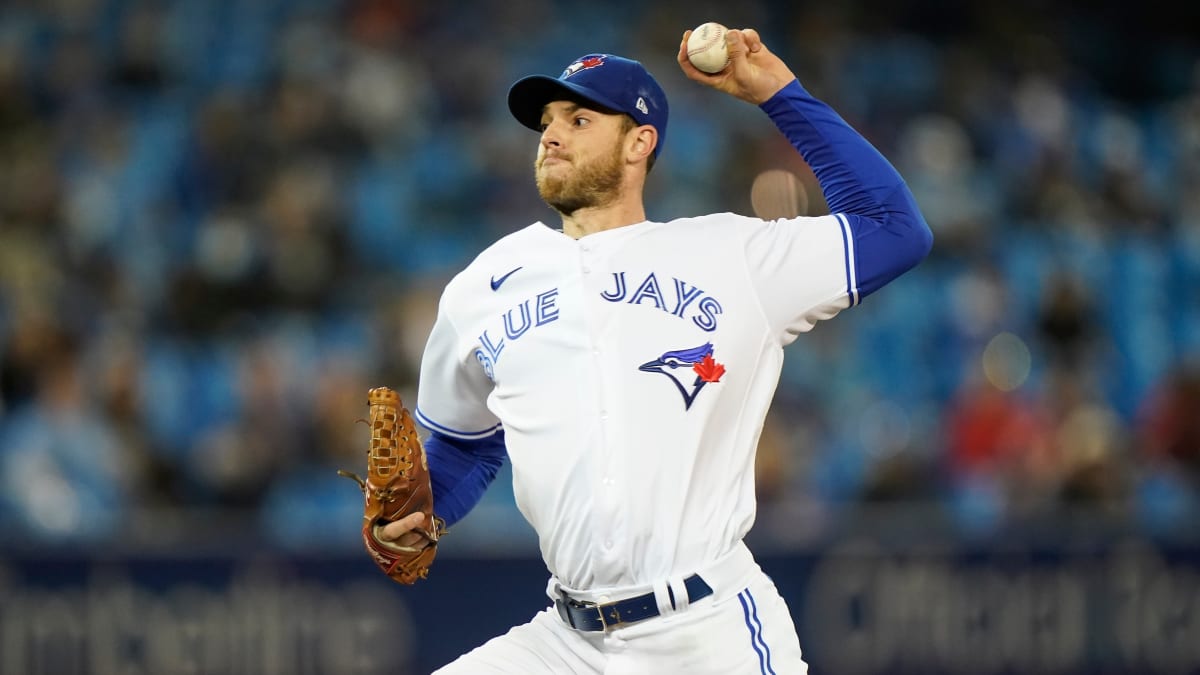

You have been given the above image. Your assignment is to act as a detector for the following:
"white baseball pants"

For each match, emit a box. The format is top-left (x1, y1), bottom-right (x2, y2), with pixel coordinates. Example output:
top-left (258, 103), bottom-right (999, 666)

top-left (433, 545), bottom-right (808, 675)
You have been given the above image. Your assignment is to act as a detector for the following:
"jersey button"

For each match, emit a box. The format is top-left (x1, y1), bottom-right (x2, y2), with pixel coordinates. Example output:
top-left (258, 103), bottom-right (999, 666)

top-left (604, 540), bottom-right (613, 549)
top-left (582, 266), bottom-right (591, 273)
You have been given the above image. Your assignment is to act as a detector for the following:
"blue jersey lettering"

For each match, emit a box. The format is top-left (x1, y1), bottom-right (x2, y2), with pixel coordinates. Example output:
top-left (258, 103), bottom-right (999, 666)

top-left (601, 270), bottom-right (721, 331)
top-left (671, 278), bottom-right (704, 318)
top-left (480, 287), bottom-right (560, 371)
top-left (692, 296), bottom-right (723, 332)
top-left (504, 301), bottom-right (533, 339)
top-left (536, 289), bottom-right (560, 325)
top-left (627, 273), bottom-right (666, 309)
top-left (601, 272), bottom-right (627, 301)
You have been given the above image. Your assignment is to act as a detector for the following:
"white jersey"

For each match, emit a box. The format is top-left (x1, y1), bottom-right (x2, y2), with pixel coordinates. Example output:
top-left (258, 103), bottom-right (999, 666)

top-left (415, 212), bottom-right (855, 592)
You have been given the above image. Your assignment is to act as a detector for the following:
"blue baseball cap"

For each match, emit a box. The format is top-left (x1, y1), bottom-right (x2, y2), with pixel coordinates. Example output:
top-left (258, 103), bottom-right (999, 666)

top-left (507, 53), bottom-right (669, 157)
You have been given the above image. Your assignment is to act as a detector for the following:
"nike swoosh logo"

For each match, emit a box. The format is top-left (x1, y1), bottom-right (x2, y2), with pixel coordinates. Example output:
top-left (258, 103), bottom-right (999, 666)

top-left (490, 266), bottom-right (523, 291)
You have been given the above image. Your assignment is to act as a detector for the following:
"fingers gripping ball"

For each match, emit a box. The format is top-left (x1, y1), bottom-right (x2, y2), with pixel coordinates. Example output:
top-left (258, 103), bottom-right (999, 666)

top-left (338, 386), bottom-right (446, 584)
top-left (687, 22), bottom-right (730, 74)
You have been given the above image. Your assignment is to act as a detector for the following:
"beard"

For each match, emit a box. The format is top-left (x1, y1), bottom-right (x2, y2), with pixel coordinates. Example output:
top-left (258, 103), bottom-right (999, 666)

top-left (535, 142), bottom-right (624, 215)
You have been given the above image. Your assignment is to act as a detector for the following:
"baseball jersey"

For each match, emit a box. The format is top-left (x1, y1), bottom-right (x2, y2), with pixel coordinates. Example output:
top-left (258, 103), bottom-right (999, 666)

top-left (416, 211), bottom-right (853, 590)
top-left (415, 79), bottom-right (931, 592)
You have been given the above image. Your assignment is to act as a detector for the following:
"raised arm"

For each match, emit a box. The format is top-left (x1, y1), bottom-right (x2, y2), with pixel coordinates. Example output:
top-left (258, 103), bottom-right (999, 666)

top-left (679, 27), bottom-right (932, 301)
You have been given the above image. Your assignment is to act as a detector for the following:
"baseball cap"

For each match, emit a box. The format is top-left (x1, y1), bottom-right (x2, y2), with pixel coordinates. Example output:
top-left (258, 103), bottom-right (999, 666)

top-left (507, 54), bottom-right (669, 157)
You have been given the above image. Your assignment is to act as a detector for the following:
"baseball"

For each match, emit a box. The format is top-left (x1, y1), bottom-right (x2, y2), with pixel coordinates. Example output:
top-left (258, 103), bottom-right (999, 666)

top-left (687, 22), bottom-right (730, 74)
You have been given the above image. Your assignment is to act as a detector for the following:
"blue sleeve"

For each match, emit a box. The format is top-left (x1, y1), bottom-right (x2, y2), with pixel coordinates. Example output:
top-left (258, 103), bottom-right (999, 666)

top-left (426, 428), bottom-right (507, 527)
top-left (760, 80), bottom-right (933, 300)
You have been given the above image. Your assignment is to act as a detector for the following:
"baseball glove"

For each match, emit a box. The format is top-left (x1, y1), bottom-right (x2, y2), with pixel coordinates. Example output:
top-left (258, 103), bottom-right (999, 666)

top-left (338, 386), bottom-right (446, 584)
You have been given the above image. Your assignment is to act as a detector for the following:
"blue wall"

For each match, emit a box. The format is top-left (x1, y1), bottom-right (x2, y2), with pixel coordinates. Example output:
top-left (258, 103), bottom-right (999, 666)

top-left (3, 535), bottom-right (1197, 675)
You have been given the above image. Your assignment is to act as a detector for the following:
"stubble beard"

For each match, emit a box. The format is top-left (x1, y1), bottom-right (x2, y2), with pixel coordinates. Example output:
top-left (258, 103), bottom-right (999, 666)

top-left (535, 143), bottom-right (624, 216)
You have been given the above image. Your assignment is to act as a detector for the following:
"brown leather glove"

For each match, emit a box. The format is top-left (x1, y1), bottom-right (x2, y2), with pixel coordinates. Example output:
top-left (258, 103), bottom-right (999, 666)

top-left (339, 386), bottom-right (446, 584)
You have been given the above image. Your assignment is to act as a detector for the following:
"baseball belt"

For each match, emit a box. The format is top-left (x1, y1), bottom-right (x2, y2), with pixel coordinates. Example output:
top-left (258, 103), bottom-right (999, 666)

top-left (554, 574), bottom-right (714, 632)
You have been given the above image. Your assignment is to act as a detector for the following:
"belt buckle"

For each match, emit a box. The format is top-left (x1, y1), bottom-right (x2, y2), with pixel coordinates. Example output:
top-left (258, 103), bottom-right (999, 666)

top-left (567, 597), bottom-right (613, 631)
top-left (597, 601), bottom-right (625, 631)
top-left (556, 584), bottom-right (624, 632)
top-left (573, 598), bottom-right (623, 632)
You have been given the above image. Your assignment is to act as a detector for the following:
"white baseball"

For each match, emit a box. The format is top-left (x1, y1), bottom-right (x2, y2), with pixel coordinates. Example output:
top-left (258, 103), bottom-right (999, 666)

top-left (687, 22), bottom-right (729, 74)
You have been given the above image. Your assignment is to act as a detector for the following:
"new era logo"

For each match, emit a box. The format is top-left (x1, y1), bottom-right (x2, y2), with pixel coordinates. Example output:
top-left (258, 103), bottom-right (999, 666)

top-left (636, 97), bottom-right (648, 115)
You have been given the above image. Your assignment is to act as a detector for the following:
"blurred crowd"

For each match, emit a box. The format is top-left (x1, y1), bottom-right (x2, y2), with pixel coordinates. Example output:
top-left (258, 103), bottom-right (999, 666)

top-left (1, 0), bottom-right (1198, 550)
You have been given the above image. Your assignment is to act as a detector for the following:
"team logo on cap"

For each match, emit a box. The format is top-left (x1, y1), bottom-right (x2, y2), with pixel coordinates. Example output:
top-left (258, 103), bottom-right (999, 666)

top-left (639, 342), bottom-right (725, 410)
top-left (562, 55), bottom-right (606, 78)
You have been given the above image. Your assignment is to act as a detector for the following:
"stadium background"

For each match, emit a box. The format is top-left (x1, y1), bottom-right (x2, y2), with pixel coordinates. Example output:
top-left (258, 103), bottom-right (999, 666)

top-left (0, 0), bottom-right (1198, 673)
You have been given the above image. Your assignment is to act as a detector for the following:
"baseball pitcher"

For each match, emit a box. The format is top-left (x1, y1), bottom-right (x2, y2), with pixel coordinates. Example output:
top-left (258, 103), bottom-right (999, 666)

top-left (376, 26), bottom-right (932, 674)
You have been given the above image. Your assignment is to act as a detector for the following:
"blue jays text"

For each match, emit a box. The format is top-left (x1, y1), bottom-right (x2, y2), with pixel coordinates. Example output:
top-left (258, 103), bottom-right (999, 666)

top-left (475, 271), bottom-right (724, 377)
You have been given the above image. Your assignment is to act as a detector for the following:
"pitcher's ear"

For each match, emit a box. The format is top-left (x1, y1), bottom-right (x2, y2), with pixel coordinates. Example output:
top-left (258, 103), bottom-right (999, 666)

top-left (629, 125), bottom-right (657, 162)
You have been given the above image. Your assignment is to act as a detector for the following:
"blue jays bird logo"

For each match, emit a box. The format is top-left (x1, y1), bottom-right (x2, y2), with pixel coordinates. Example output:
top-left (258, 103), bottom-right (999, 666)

top-left (639, 343), bottom-right (726, 410)
top-left (562, 55), bottom-right (606, 78)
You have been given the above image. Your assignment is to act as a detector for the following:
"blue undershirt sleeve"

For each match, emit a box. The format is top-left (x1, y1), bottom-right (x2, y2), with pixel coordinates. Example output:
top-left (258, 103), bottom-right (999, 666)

top-left (425, 429), bottom-right (507, 527)
top-left (760, 80), bottom-right (933, 300)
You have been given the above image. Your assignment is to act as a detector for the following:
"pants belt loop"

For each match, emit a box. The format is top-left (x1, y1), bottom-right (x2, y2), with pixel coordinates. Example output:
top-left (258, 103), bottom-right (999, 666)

top-left (650, 578), bottom-right (673, 617)
top-left (667, 575), bottom-right (691, 612)
top-left (552, 583), bottom-right (575, 629)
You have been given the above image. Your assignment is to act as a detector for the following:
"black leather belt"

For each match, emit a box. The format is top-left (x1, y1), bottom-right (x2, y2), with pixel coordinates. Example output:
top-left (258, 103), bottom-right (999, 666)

top-left (554, 574), bottom-right (713, 632)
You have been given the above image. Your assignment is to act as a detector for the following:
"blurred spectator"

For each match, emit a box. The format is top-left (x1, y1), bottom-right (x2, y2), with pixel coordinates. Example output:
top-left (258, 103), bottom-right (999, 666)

top-left (1044, 370), bottom-right (1131, 512)
top-left (896, 113), bottom-right (996, 257)
top-left (943, 368), bottom-right (1054, 525)
top-left (0, 327), bottom-right (130, 540)
top-left (1035, 272), bottom-right (1101, 374)
top-left (1131, 363), bottom-right (1200, 534)
top-left (89, 326), bottom-right (187, 507)
top-left (0, 312), bottom-right (63, 411)
top-left (1137, 364), bottom-right (1200, 483)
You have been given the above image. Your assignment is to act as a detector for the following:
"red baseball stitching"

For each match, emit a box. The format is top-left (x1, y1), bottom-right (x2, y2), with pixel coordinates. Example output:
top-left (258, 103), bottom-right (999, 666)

top-left (687, 24), bottom-right (724, 59)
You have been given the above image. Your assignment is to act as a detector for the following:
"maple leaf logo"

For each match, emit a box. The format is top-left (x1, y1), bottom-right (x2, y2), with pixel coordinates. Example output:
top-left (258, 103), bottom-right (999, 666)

top-left (693, 353), bottom-right (725, 383)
